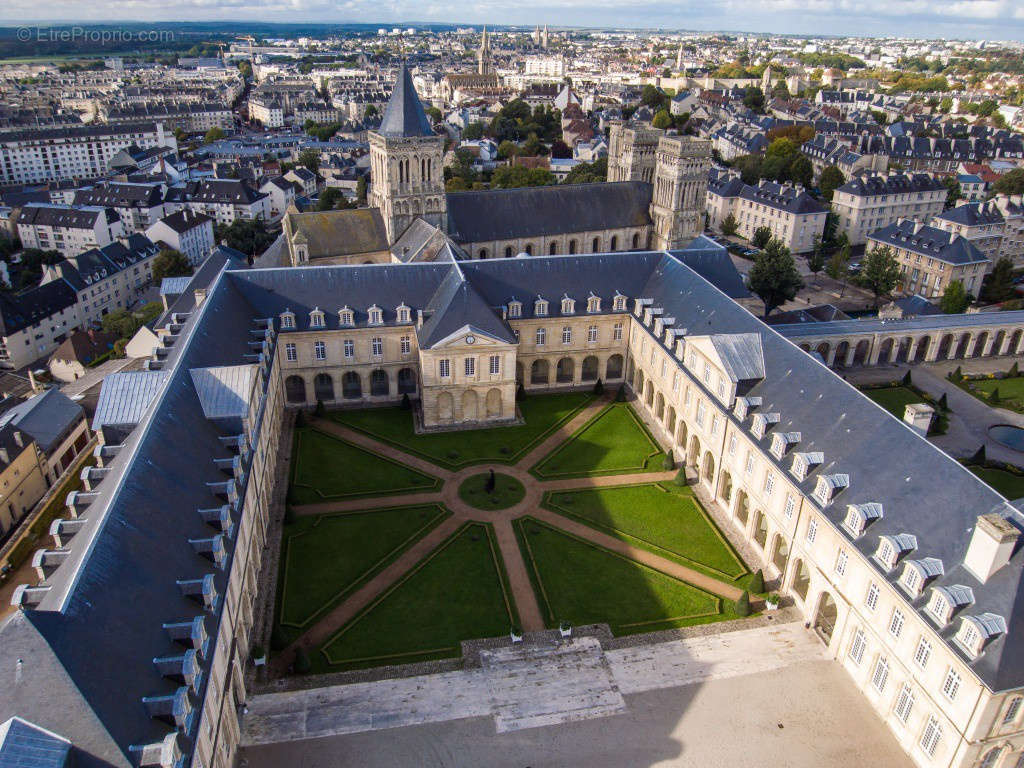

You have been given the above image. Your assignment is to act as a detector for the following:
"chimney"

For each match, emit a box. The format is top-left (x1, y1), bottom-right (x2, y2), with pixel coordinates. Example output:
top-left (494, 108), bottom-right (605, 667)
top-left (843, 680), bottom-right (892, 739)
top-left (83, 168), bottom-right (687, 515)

top-left (902, 403), bottom-right (934, 436)
top-left (964, 514), bottom-right (1019, 583)
top-left (913, 220), bottom-right (925, 235)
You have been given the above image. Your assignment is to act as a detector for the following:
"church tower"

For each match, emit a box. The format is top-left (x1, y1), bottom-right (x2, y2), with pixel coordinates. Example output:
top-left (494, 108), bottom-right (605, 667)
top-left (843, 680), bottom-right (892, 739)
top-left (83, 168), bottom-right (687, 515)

top-left (477, 26), bottom-right (493, 75)
top-left (368, 64), bottom-right (447, 244)
top-left (649, 134), bottom-right (712, 250)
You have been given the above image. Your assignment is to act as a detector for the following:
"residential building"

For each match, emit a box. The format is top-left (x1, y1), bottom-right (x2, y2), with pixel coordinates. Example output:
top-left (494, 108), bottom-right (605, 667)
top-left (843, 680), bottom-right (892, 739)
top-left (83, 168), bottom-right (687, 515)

top-left (259, 177), bottom-right (297, 221)
top-left (867, 219), bottom-right (990, 299)
top-left (0, 423), bottom-right (49, 539)
top-left (832, 173), bottom-right (947, 245)
top-left (71, 182), bottom-right (168, 235)
top-left (46, 328), bottom-right (118, 383)
top-left (16, 205), bottom-right (124, 258)
top-left (991, 194), bottom-right (1024, 266)
top-left (0, 387), bottom-right (89, 484)
top-left (0, 280), bottom-right (81, 370)
top-left (932, 202), bottom-right (1006, 265)
top-left (145, 210), bottom-right (215, 267)
top-left (165, 179), bottom-right (270, 226)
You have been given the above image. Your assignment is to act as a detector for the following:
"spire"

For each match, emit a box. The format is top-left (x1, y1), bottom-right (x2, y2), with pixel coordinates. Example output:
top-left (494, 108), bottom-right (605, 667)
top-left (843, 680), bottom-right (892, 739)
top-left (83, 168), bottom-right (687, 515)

top-left (377, 63), bottom-right (434, 137)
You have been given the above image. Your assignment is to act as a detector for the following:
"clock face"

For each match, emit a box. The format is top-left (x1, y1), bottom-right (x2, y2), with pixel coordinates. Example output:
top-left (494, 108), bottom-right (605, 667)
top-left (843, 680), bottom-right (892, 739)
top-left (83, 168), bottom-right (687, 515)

top-left (465, 335), bottom-right (476, 344)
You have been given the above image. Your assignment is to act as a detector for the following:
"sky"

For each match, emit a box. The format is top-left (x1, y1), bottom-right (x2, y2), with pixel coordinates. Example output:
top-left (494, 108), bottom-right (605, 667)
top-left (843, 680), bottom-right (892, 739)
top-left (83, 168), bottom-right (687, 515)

top-left (1, 0), bottom-right (1023, 41)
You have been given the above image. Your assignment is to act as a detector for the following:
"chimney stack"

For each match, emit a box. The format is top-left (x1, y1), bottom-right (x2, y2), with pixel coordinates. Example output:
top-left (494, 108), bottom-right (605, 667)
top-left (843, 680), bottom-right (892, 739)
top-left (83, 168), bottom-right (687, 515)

top-left (964, 514), bottom-right (1019, 583)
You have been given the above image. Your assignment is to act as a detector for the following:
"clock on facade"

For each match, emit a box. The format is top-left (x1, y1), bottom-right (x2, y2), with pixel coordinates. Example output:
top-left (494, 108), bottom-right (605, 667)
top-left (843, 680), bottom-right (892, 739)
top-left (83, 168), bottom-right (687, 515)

top-left (465, 335), bottom-right (476, 344)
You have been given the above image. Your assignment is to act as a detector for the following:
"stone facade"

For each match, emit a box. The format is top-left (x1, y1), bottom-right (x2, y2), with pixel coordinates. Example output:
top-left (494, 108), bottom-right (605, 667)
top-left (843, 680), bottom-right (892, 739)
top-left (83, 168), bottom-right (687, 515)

top-left (367, 131), bottom-right (447, 245)
top-left (650, 135), bottom-right (712, 250)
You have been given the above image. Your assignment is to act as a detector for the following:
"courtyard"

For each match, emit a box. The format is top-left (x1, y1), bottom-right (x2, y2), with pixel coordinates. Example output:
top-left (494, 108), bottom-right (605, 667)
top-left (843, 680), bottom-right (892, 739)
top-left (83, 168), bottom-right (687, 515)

top-left (271, 392), bottom-right (757, 675)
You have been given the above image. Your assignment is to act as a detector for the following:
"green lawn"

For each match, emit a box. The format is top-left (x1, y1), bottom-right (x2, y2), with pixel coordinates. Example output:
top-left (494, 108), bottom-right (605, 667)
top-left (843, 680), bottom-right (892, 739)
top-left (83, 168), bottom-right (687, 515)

top-left (961, 376), bottom-right (1024, 413)
top-left (289, 427), bottom-right (439, 504)
top-left (969, 466), bottom-right (1024, 499)
top-left (276, 504), bottom-right (451, 639)
top-left (862, 385), bottom-right (948, 435)
top-left (515, 517), bottom-right (737, 635)
top-left (458, 472), bottom-right (526, 511)
top-left (543, 484), bottom-right (748, 581)
top-left (329, 392), bottom-right (593, 469)
top-left (531, 403), bottom-right (664, 478)
top-left (319, 522), bottom-right (518, 671)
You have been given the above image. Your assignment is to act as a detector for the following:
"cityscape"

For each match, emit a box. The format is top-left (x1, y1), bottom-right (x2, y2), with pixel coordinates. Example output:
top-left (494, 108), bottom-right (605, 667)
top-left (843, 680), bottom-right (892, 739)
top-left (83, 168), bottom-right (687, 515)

top-left (0, 16), bottom-right (1022, 768)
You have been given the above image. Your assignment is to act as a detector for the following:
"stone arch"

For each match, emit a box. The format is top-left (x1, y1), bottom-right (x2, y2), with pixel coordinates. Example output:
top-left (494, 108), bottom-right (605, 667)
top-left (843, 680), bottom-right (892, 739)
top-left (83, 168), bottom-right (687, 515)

top-left (753, 511), bottom-right (768, 547)
top-left (937, 333), bottom-right (955, 359)
top-left (770, 534), bottom-right (790, 573)
top-left (735, 489), bottom-right (749, 525)
top-left (635, 368), bottom-right (645, 394)
top-left (971, 330), bottom-right (990, 358)
top-left (701, 451), bottom-right (715, 483)
top-left (644, 381), bottom-right (655, 407)
top-left (834, 340), bottom-right (850, 367)
top-left (665, 405), bottom-right (676, 432)
top-left (531, 359), bottom-right (549, 385)
top-left (342, 371), bottom-right (362, 399)
top-left (524, 244), bottom-right (533, 256)
top-left (654, 392), bottom-right (665, 421)
top-left (718, 470), bottom-right (733, 505)
top-left (606, 354), bottom-right (623, 380)
top-left (992, 329), bottom-right (1006, 356)
top-left (812, 591), bottom-right (838, 645)
top-left (913, 335), bottom-right (931, 363)
top-left (397, 367), bottom-right (416, 394)
top-left (954, 332), bottom-right (972, 359)
top-left (313, 373), bottom-right (334, 402)
top-left (285, 375), bottom-right (306, 404)
top-left (978, 747), bottom-right (1004, 768)
top-left (581, 355), bottom-right (599, 381)
top-left (791, 558), bottom-right (810, 601)
top-left (505, 246), bottom-right (513, 258)
top-left (798, 343), bottom-right (811, 353)
top-left (895, 336), bottom-right (913, 363)
top-left (478, 248), bottom-right (488, 259)
top-left (437, 391), bottom-right (454, 421)
top-left (853, 339), bottom-right (870, 365)
top-left (687, 435), bottom-right (701, 466)
top-left (370, 369), bottom-right (389, 396)
top-left (486, 388), bottom-right (502, 418)
top-left (675, 419), bottom-right (688, 446)
top-left (549, 241), bottom-right (558, 255)
top-left (592, 236), bottom-right (600, 252)
top-left (815, 342), bottom-right (830, 361)
top-left (632, 232), bottom-right (640, 249)
top-left (569, 239), bottom-right (578, 254)
top-left (879, 337), bottom-right (896, 363)
top-left (462, 389), bottom-right (479, 421)
top-left (610, 235), bottom-right (618, 251)
top-left (556, 357), bottom-right (574, 383)
top-left (1009, 329), bottom-right (1023, 354)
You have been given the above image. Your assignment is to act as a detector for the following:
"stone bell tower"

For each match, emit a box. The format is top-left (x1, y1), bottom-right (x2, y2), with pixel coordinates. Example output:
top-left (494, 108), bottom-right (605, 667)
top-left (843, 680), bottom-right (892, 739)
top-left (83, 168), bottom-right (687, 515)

top-left (368, 63), bottom-right (447, 244)
top-left (649, 134), bottom-right (712, 250)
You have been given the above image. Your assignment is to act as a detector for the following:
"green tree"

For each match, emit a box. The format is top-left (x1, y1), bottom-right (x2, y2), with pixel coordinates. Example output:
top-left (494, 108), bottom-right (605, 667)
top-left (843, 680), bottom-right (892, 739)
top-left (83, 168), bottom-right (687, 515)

top-left (940, 280), bottom-right (970, 314)
top-left (720, 213), bottom-right (738, 237)
top-left (641, 84), bottom-right (666, 109)
top-left (491, 165), bottom-right (555, 189)
top-left (151, 249), bottom-right (192, 282)
top-left (732, 154), bottom-right (762, 186)
top-left (462, 122), bottom-right (485, 140)
top-left (826, 243), bottom-right (850, 282)
top-left (560, 157), bottom-right (607, 184)
top-left (752, 226), bottom-right (773, 249)
top-left (355, 175), bottom-right (367, 204)
top-left (789, 155), bottom-right (813, 188)
top-left (748, 239), bottom-right (804, 317)
top-left (425, 106), bottom-right (442, 123)
top-left (856, 245), bottom-right (901, 307)
top-left (216, 218), bottom-right (276, 256)
top-left (993, 168), bottom-right (1024, 196)
top-left (203, 127), bottom-right (225, 144)
top-left (982, 256), bottom-right (1016, 303)
top-left (497, 140), bottom-right (519, 160)
top-left (652, 109), bottom-right (672, 129)
top-left (942, 176), bottom-right (961, 209)
top-left (315, 187), bottom-right (345, 211)
top-left (238, 60), bottom-right (253, 79)
top-left (807, 237), bottom-right (826, 278)
top-left (819, 165), bottom-right (845, 202)
top-left (297, 148), bottom-right (320, 173)
top-left (743, 86), bottom-right (765, 113)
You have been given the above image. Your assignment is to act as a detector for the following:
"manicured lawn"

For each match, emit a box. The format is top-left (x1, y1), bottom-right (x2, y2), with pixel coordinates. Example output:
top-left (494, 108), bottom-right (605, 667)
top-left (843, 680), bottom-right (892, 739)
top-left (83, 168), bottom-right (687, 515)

top-left (329, 392), bottom-right (593, 469)
top-left (862, 385), bottom-right (948, 435)
top-left (289, 427), bottom-right (439, 504)
top-left (961, 375), bottom-right (1024, 413)
top-left (319, 522), bottom-right (518, 671)
top-left (515, 517), bottom-right (737, 635)
top-left (276, 504), bottom-right (451, 637)
top-left (969, 466), bottom-right (1024, 499)
top-left (543, 484), bottom-right (747, 581)
top-left (458, 472), bottom-right (526, 511)
top-left (531, 403), bottom-right (664, 478)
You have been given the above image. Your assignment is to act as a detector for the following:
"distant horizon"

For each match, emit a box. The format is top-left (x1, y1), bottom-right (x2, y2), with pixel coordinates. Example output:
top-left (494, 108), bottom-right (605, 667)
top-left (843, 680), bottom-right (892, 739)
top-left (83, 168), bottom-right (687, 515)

top-left (0, 11), bottom-right (1021, 44)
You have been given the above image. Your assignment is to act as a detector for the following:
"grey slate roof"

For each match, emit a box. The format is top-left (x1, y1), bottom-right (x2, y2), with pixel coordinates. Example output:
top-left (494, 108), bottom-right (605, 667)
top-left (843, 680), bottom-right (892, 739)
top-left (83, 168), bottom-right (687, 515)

top-left (936, 201), bottom-right (1004, 227)
top-left (0, 281), bottom-right (78, 337)
top-left (0, 389), bottom-right (83, 454)
top-left (0, 716), bottom-right (71, 768)
top-left (446, 181), bottom-right (653, 244)
top-left (91, 371), bottom-right (167, 431)
top-left (668, 236), bottom-right (749, 299)
top-left (869, 220), bottom-right (989, 266)
top-left (418, 266), bottom-right (517, 348)
top-left (774, 309), bottom-right (1024, 339)
top-left (376, 64), bottom-right (435, 138)
top-left (709, 333), bottom-right (765, 382)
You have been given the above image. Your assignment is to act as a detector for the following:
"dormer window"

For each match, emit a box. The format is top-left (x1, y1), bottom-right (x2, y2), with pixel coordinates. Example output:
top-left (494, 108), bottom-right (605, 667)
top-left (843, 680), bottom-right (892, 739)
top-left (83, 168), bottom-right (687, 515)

top-left (875, 534), bottom-right (916, 571)
top-left (561, 295), bottom-right (575, 315)
top-left (508, 300), bottom-right (522, 319)
top-left (929, 585), bottom-right (973, 626)
top-left (751, 412), bottom-right (780, 440)
top-left (613, 293), bottom-right (627, 311)
top-left (368, 305), bottom-right (383, 325)
top-left (396, 303), bottom-right (411, 323)
top-left (733, 396), bottom-right (761, 421)
top-left (770, 432), bottom-right (800, 460)
top-left (279, 309), bottom-right (295, 329)
top-left (955, 614), bottom-right (1006, 658)
top-left (338, 306), bottom-right (354, 327)
top-left (535, 297), bottom-right (548, 317)
top-left (309, 307), bottom-right (325, 328)
top-left (900, 557), bottom-right (943, 597)
top-left (843, 502), bottom-right (883, 538)
top-left (790, 451), bottom-right (823, 481)
top-left (813, 473), bottom-right (848, 506)
top-left (587, 295), bottom-right (601, 313)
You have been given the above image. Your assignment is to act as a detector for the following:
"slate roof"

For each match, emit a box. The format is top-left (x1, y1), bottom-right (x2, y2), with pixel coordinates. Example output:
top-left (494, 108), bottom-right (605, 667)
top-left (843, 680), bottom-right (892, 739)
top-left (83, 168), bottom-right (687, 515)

top-left (0, 388), bottom-right (83, 454)
top-left (936, 201), bottom-right (1004, 227)
top-left (286, 209), bottom-right (389, 260)
top-left (91, 370), bottom-right (167, 431)
top-left (0, 716), bottom-right (71, 767)
top-left (71, 183), bottom-right (164, 210)
top-left (0, 280), bottom-right (78, 337)
top-left (376, 64), bottom-right (435, 138)
top-left (445, 182), bottom-right (653, 244)
top-left (709, 333), bottom-right (765, 382)
top-left (54, 235), bottom-right (160, 292)
top-left (869, 220), bottom-right (989, 266)
top-left (837, 172), bottom-right (945, 198)
top-left (774, 309), bottom-right (1024, 339)
top-left (418, 265), bottom-right (516, 348)
top-left (15, 205), bottom-right (119, 230)
top-left (153, 210), bottom-right (212, 234)
top-left (667, 236), bottom-right (748, 299)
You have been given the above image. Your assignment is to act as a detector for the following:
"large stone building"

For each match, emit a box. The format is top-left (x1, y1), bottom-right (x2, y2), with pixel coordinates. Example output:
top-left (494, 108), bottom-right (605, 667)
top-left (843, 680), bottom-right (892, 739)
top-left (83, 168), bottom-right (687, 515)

top-left (285, 65), bottom-right (711, 267)
top-left (3, 245), bottom-right (1024, 768)
top-left (832, 172), bottom-right (947, 246)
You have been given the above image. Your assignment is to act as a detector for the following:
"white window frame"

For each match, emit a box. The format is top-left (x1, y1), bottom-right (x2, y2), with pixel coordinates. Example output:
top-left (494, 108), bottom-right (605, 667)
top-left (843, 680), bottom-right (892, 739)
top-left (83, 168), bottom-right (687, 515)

top-left (371, 337), bottom-right (383, 357)
top-left (835, 548), bottom-right (848, 576)
top-left (313, 340), bottom-right (326, 361)
top-left (865, 582), bottom-right (880, 612)
top-left (489, 355), bottom-right (500, 375)
top-left (941, 668), bottom-right (961, 701)
top-left (919, 715), bottom-right (942, 757)
top-left (536, 327), bottom-right (546, 346)
top-left (849, 628), bottom-right (867, 665)
top-left (894, 684), bottom-right (914, 725)
top-left (807, 518), bottom-right (818, 544)
top-left (889, 609), bottom-right (905, 639)
top-left (914, 638), bottom-right (932, 669)
top-left (562, 326), bottom-right (572, 344)
top-left (587, 325), bottom-right (598, 343)
top-left (439, 359), bottom-right (450, 378)
top-left (400, 336), bottom-right (411, 355)
top-left (464, 357), bottom-right (476, 377)
top-left (284, 342), bottom-right (296, 362)
top-left (871, 656), bottom-right (889, 693)
top-left (613, 322), bottom-right (623, 341)
top-left (343, 339), bottom-right (354, 359)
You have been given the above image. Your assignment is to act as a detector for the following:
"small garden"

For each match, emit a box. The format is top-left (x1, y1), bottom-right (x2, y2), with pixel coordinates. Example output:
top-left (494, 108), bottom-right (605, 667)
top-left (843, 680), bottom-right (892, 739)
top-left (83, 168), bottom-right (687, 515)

top-left (962, 446), bottom-right (1024, 500)
top-left (950, 362), bottom-right (1024, 414)
top-left (457, 471), bottom-right (526, 511)
top-left (861, 372), bottom-right (949, 435)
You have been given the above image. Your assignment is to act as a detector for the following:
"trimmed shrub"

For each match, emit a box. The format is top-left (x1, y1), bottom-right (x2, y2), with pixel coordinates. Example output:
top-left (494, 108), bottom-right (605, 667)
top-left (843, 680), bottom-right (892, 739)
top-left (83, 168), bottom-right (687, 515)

top-left (293, 647), bottom-right (311, 674)
top-left (970, 444), bottom-right (987, 465)
top-left (593, 378), bottom-right (604, 396)
top-left (615, 384), bottom-right (627, 402)
top-left (748, 568), bottom-right (765, 594)
top-left (315, 399), bottom-right (325, 417)
top-left (516, 383), bottom-right (525, 401)
top-left (674, 467), bottom-right (688, 486)
top-left (990, 388), bottom-right (1001, 405)
top-left (735, 590), bottom-right (751, 617)
top-left (400, 393), bottom-right (411, 410)
top-left (949, 366), bottom-right (963, 382)
top-left (901, 370), bottom-right (912, 386)
top-left (1009, 361), bottom-right (1019, 377)
top-left (662, 450), bottom-right (675, 471)
top-left (938, 392), bottom-right (948, 411)
top-left (270, 626), bottom-right (287, 651)
top-left (294, 409), bottom-right (306, 428)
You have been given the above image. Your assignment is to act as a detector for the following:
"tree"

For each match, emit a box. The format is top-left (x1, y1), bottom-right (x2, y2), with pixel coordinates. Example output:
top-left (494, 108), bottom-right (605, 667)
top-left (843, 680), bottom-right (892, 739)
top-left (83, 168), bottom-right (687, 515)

top-left (652, 109), bottom-right (672, 129)
top-left (942, 175), bottom-right (961, 209)
top-left (825, 243), bottom-right (850, 295)
top-left (748, 568), bottom-right (765, 593)
top-left (641, 84), bottom-right (666, 109)
top-left (752, 226), bottom-right (773, 249)
top-left (203, 127), bottom-right (225, 144)
top-left (748, 239), bottom-right (804, 318)
top-left (788, 155), bottom-right (813, 189)
top-left (462, 122), bottom-right (485, 140)
top-left (992, 168), bottom-right (1024, 196)
top-left (491, 165), bottom-right (554, 189)
top-left (732, 154), bottom-right (762, 186)
top-left (742, 86), bottom-right (765, 113)
top-left (735, 590), bottom-right (751, 617)
top-left (561, 157), bottom-right (607, 184)
top-left (152, 249), bottom-right (192, 282)
top-left (720, 213), bottom-right (738, 237)
top-left (425, 106), bottom-right (442, 123)
top-left (550, 139), bottom-right (572, 159)
top-left (856, 245), bottom-right (901, 307)
top-left (940, 279), bottom-right (970, 314)
top-left (807, 237), bottom-right (826, 278)
top-left (355, 175), bottom-right (367, 204)
top-left (217, 218), bottom-right (276, 256)
top-left (297, 148), bottom-right (320, 173)
top-left (497, 140), bottom-right (519, 160)
top-left (673, 467), bottom-right (687, 486)
top-left (819, 165), bottom-right (845, 202)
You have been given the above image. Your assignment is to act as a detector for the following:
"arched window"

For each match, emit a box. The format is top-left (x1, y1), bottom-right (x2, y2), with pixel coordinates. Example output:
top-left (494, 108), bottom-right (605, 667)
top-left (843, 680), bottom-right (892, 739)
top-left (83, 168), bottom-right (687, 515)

top-left (525, 244), bottom-right (533, 255)
top-left (610, 235), bottom-right (618, 251)
top-left (592, 237), bottom-right (600, 252)
top-left (568, 239), bottom-right (577, 254)
top-left (479, 248), bottom-right (488, 259)
top-left (505, 246), bottom-right (513, 258)
top-left (632, 232), bottom-right (640, 249)
top-left (549, 241), bottom-right (558, 255)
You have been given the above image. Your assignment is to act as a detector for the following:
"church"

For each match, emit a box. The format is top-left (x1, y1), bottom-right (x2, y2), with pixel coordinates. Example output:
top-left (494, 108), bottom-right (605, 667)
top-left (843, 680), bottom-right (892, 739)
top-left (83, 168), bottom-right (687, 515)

top-left (283, 64), bottom-right (712, 267)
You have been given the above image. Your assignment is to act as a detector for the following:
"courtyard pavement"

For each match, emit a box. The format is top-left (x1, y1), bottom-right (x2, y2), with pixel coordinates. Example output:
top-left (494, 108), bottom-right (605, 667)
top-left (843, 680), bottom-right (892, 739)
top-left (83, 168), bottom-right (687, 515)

top-left (239, 621), bottom-right (913, 768)
top-left (274, 397), bottom-right (747, 674)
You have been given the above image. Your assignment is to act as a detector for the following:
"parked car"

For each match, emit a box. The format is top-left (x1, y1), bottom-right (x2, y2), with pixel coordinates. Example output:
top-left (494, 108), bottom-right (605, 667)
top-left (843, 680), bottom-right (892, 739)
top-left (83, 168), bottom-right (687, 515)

top-left (848, 261), bottom-right (862, 274)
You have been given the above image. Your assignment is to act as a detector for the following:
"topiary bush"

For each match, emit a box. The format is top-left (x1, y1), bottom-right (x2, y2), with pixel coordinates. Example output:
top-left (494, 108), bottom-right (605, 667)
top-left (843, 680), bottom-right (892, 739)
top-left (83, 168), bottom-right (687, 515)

top-left (400, 392), bottom-right (411, 410)
top-left (593, 378), bottom-right (604, 396)
top-left (315, 399), bottom-right (325, 417)
top-left (735, 590), bottom-right (751, 617)
top-left (293, 647), bottom-right (311, 674)
top-left (970, 444), bottom-right (987, 465)
top-left (516, 383), bottom-right (525, 401)
top-left (1009, 361), bottom-right (1019, 377)
top-left (938, 392), bottom-right (948, 411)
top-left (615, 384), bottom-right (627, 402)
top-left (294, 409), bottom-right (306, 428)
top-left (271, 626), bottom-right (287, 651)
top-left (662, 450), bottom-right (674, 471)
top-left (748, 568), bottom-right (765, 594)
top-left (949, 366), bottom-right (963, 382)
top-left (901, 370), bottom-right (912, 386)
top-left (990, 388), bottom-right (1001, 405)
top-left (674, 467), bottom-right (687, 486)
